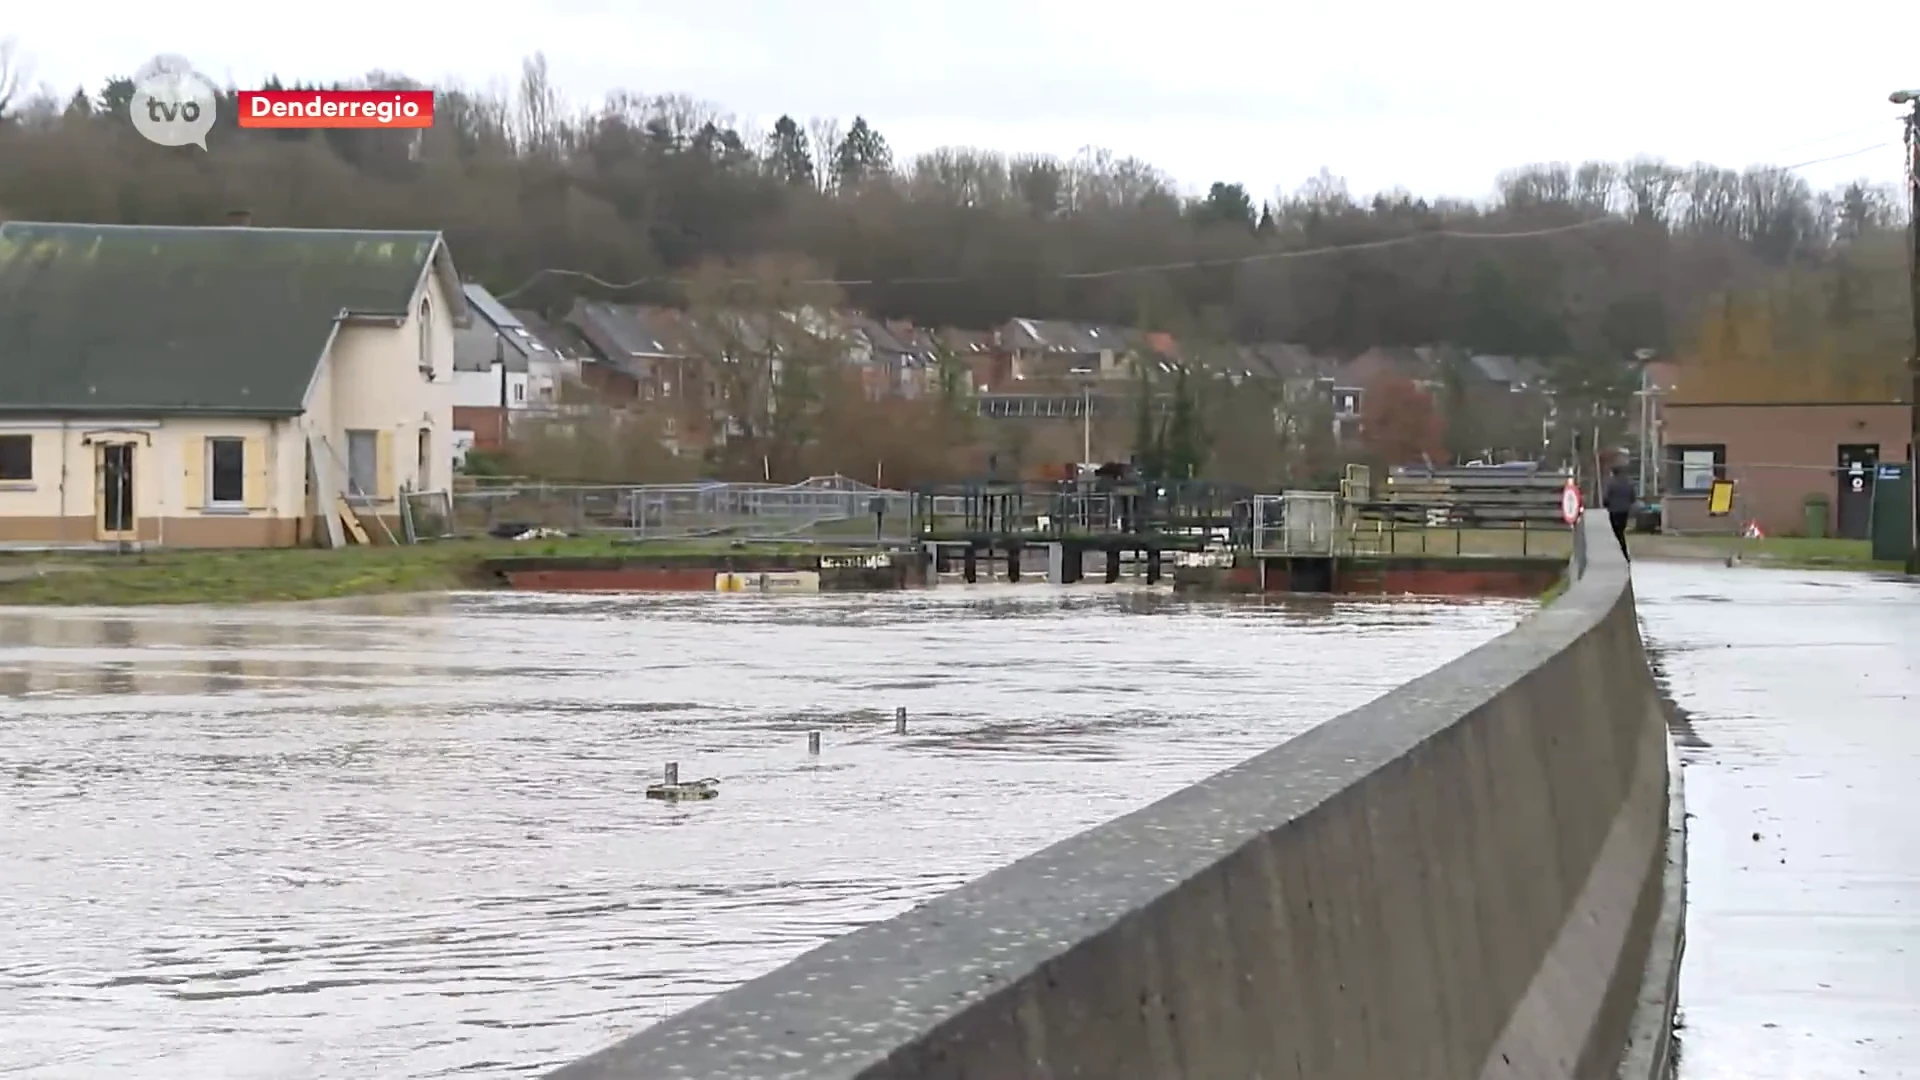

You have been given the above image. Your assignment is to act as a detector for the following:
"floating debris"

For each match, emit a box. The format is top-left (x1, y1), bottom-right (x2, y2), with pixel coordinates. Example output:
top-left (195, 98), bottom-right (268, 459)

top-left (648, 762), bottom-right (719, 801)
top-left (646, 777), bottom-right (720, 801)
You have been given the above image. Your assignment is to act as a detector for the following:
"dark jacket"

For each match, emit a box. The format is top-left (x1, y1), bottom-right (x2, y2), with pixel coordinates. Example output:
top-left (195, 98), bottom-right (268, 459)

top-left (1602, 474), bottom-right (1637, 515)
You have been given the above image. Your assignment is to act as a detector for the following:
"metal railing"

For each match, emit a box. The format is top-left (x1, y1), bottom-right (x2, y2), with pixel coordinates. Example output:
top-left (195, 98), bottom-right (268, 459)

top-left (445, 475), bottom-right (960, 542)
top-left (1250, 492), bottom-right (1338, 556)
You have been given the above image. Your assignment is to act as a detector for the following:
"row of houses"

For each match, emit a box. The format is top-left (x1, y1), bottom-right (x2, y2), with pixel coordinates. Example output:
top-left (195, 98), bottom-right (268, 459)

top-left (452, 292), bottom-right (1560, 457)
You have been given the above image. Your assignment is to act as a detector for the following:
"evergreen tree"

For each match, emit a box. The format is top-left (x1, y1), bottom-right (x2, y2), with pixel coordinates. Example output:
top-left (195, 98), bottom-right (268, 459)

top-left (1132, 369), bottom-right (1164, 476)
top-left (833, 116), bottom-right (893, 190)
top-left (1161, 368), bottom-right (1206, 480)
top-left (764, 115), bottom-right (814, 188)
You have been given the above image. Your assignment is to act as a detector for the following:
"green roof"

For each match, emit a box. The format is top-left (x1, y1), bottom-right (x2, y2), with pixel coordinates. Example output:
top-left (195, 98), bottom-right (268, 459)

top-left (0, 222), bottom-right (455, 415)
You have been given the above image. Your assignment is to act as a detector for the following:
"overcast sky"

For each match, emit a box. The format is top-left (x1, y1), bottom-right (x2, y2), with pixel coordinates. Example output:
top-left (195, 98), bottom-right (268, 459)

top-left (8, 0), bottom-right (1917, 201)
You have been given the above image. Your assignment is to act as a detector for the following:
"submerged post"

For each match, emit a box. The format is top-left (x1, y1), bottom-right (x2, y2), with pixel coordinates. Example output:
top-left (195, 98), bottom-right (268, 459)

top-left (663, 762), bottom-right (678, 786)
top-left (895, 707), bottom-right (908, 734)
top-left (807, 731), bottom-right (821, 755)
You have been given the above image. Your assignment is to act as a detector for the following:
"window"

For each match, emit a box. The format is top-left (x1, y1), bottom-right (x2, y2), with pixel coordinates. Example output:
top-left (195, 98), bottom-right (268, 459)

top-left (0, 434), bottom-right (30, 481)
top-left (417, 429), bottom-right (432, 489)
top-left (1333, 388), bottom-right (1362, 415)
top-left (346, 429), bottom-right (379, 498)
top-left (513, 381), bottom-right (525, 403)
top-left (1669, 444), bottom-right (1726, 494)
top-left (417, 297), bottom-right (433, 376)
top-left (207, 437), bottom-right (245, 504)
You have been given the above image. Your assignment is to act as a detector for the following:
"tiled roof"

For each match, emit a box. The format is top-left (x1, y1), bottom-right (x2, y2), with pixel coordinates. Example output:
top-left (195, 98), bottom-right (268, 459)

top-left (567, 301), bottom-right (707, 360)
top-left (509, 308), bottom-right (589, 359)
top-left (0, 221), bottom-right (460, 414)
top-left (462, 283), bottom-right (523, 331)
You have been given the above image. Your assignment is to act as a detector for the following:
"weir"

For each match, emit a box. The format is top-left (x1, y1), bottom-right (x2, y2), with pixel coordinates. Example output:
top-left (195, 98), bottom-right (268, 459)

top-left (547, 511), bottom-right (1684, 1080)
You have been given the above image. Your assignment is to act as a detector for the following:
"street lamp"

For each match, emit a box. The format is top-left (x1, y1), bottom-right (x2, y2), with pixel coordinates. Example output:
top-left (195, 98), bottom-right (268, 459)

top-left (1632, 348), bottom-right (1659, 502)
top-left (1892, 90), bottom-right (1920, 572)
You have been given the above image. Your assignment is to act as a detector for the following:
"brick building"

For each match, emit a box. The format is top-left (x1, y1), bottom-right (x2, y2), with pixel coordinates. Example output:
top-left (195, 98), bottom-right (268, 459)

top-left (1661, 401), bottom-right (1913, 538)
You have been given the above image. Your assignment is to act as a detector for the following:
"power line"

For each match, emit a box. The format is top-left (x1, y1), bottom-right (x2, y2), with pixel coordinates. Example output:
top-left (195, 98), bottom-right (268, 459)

top-left (1765, 123), bottom-right (1895, 157)
top-left (492, 217), bottom-right (1624, 303)
top-left (1781, 141), bottom-right (1897, 170)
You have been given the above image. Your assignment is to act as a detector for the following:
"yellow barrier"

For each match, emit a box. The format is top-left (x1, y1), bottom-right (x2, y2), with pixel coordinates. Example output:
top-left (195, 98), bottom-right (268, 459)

top-left (714, 571), bottom-right (821, 594)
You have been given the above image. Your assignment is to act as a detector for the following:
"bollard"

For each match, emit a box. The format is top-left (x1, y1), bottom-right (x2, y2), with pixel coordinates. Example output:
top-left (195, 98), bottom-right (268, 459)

top-left (808, 730), bottom-right (821, 755)
top-left (663, 762), bottom-right (679, 786)
top-left (895, 706), bottom-right (907, 734)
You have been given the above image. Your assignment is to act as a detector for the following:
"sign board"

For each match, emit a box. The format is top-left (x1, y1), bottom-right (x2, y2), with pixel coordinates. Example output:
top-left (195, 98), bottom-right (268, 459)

top-left (1869, 463), bottom-right (1913, 563)
top-left (1559, 481), bottom-right (1583, 525)
top-left (715, 571), bottom-right (821, 594)
top-left (1707, 479), bottom-right (1735, 517)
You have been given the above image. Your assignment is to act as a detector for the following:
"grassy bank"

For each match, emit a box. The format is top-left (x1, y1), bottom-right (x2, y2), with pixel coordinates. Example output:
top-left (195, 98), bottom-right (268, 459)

top-left (1346, 526), bottom-right (1904, 572)
top-left (1629, 533), bottom-right (1905, 572)
top-left (0, 536), bottom-right (878, 606)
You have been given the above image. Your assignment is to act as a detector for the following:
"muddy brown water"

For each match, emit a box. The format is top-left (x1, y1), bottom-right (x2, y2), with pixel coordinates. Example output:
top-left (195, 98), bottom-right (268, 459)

top-left (0, 585), bottom-right (1526, 1079)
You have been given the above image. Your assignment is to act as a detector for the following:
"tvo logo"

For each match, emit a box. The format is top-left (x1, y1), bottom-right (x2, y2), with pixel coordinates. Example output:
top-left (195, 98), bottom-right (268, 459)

top-left (129, 55), bottom-right (218, 150)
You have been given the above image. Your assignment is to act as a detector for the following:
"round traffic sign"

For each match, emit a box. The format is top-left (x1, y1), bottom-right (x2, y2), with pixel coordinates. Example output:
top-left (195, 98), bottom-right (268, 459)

top-left (1560, 482), bottom-right (1583, 525)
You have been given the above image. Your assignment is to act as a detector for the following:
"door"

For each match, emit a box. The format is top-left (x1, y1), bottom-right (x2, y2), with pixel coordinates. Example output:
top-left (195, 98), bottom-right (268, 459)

top-left (94, 442), bottom-right (137, 542)
top-left (1836, 444), bottom-right (1879, 541)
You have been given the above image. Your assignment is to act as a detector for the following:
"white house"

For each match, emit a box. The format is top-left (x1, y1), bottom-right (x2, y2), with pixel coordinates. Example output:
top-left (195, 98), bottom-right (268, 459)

top-left (452, 282), bottom-right (581, 456)
top-left (0, 218), bottom-right (467, 548)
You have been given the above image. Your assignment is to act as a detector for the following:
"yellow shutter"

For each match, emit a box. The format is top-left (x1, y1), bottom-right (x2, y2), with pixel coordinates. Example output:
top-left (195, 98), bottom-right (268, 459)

top-left (242, 435), bottom-right (269, 509)
top-left (374, 430), bottom-right (395, 499)
top-left (181, 435), bottom-right (204, 509)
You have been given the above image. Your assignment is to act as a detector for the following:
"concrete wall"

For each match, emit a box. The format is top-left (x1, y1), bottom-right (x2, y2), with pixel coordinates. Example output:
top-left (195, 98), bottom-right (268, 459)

top-left (548, 514), bottom-right (1683, 1080)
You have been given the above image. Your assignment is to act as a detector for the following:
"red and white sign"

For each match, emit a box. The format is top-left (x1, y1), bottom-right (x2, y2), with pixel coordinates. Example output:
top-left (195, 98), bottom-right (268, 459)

top-left (1560, 481), bottom-right (1584, 525)
top-left (237, 90), bottom-right (434, 130)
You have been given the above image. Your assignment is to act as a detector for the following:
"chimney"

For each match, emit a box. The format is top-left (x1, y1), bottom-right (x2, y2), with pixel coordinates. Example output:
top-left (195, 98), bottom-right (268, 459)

top-left (226, 209), bottom-right (252, 227)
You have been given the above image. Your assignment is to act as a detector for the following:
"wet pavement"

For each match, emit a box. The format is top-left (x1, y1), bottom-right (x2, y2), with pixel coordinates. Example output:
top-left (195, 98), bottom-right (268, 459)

top-left (1634, 562), bottom-right (1920, 1080)
top-left (0, 585), bottom-right (1525, 1080)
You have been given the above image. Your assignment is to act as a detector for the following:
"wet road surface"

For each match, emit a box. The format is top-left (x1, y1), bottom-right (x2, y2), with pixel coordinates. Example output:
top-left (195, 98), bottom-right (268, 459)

top-left (1635, 562), bottom-right (1920, 1080)
top-left (0, 586), bottom-right (1525, 1079)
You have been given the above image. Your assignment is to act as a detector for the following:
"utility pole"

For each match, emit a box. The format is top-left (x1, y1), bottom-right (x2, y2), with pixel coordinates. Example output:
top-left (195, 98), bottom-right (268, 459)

top-left (1633, 347), bottom-right (1657, 499)
top-left (1082, 382), bottom-right (1093, 465)
top-left (1894, 90), bottom-right (1920, 572)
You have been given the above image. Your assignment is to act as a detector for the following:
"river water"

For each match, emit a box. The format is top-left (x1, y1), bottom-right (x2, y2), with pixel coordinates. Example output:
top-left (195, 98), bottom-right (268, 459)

top-left (0, 585), bottom-right (1526, 1079)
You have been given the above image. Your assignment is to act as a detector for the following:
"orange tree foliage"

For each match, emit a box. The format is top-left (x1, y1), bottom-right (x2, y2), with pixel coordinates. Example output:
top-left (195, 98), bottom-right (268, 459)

top-left (1360, 374), bottom-right (1447, 466)
top-left (1674, 233), bottom-right (1909, 404)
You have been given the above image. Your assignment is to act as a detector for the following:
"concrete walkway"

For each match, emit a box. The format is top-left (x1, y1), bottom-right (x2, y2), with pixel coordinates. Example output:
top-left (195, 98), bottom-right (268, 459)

top-left (1633, 561), bottom-right (1920, 1080)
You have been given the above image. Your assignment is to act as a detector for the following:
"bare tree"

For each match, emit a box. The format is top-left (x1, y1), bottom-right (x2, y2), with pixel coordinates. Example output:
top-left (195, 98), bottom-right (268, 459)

top-left (805, 116), bottom-right (842, 194)
top-left (515, 52), bottom-right (564, 155)
top-left (0, 37), bottom-right (29, 119)
top-left (683, 255), bottom-right (851, 480)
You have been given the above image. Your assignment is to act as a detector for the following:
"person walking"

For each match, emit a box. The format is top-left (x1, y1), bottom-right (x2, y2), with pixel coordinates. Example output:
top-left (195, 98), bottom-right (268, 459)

top-left (1603, 466), bottom-right (1637, 561)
